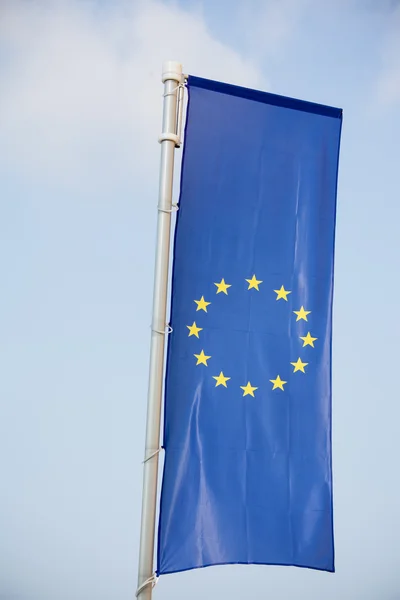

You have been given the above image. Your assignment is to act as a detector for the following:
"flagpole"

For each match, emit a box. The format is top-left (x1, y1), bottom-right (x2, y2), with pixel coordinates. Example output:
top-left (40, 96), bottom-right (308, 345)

top-left (136, 61), bottom-right (183, 600)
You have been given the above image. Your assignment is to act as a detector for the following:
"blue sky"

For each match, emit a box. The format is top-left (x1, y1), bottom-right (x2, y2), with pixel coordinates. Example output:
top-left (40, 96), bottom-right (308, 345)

top-left (0, 1), bottom-right (399, 598)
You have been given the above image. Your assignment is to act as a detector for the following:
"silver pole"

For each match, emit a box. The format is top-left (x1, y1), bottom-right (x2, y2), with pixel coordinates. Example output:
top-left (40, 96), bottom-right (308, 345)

top-left (136, 61), bottom-right (183, 600)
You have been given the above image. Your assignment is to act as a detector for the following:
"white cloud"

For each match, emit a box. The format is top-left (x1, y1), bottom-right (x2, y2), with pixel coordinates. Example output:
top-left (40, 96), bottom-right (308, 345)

top-left (0, 0), bottom-right (266, 187)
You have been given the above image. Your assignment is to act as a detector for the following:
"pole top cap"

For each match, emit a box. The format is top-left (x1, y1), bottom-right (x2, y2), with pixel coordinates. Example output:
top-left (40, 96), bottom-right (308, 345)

top-left (162, 61), bottom-right (183, 84)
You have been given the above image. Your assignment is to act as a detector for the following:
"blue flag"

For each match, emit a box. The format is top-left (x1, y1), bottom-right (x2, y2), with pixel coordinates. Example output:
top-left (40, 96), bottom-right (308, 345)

top-left (157, 76), bottom-right (342, 575)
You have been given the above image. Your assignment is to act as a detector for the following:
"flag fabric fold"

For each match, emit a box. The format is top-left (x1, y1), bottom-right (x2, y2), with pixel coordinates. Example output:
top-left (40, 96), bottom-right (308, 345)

top-left (157, 76), bottom-right (342, 575)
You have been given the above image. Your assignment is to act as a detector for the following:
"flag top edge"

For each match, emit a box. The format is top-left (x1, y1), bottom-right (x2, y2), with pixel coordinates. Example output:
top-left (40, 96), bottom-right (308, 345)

top-left (187, 75), bottom-right (343, 119)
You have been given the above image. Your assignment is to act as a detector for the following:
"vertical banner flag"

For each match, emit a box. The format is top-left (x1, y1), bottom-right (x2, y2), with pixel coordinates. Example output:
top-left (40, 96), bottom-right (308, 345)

top-left (157, 76), bottom-right (342, 575)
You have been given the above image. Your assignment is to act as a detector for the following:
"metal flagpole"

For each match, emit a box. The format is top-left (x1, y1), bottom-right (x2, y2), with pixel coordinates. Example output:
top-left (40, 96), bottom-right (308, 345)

top-left (136, 61), bottom-right (183, 600)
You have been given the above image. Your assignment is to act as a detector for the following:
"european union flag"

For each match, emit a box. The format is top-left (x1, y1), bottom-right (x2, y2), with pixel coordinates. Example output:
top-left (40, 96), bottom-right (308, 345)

top-left (157, 76), bottom-right (342, 575)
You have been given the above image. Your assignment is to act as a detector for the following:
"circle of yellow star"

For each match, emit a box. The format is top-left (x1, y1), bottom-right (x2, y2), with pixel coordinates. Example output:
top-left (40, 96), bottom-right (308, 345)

top-left (274, 285), bottom-right (291, 301)
top-left (293, 306), bottom-right (311, 321)
top-left (246, 275), bottom-right (263, 291)
top-left (290, 358), bottom-right (308, 373)
top-left (300, 332), bottom-right (317, 347)
top-left (240, 381), bottom-right (258, 397)
top-left (213, 371), bottom-right (231, 387)
top-left (187, 322), bottom-right (202, 338)
top-left (270, 375), bottom-right (287, 390)
top-left (194, 296), bottom-right (211, 312)
top-left (194, 350), bottom-right (211, 366)
top-left (214, 278), bottom-right (231, 295)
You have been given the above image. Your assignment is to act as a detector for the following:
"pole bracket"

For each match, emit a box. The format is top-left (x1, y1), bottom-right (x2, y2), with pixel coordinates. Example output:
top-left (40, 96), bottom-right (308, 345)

top-left (159, 80), bottom-right (186, 147)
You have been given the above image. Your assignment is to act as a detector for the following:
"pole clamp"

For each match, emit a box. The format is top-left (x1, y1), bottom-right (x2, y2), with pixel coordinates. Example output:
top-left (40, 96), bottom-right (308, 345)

top-left (158, 132), bottom-right (181, 147)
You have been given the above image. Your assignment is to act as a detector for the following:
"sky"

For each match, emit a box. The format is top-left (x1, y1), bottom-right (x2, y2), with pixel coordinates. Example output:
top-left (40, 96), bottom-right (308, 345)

top-left (0, 0), bottom-right (399, 599)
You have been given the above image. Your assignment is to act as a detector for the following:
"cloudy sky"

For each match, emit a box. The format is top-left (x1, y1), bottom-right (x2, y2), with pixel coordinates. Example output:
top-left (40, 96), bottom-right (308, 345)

top-left (0, 1), bottom-right (399, 598)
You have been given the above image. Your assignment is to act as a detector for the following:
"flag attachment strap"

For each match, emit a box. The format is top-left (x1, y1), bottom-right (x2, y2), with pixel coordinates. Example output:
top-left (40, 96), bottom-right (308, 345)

top-left (162, 82), bottom-right (185, 97)
top-left (142, 448), bottom-right (163, 464)
top-left (157, 202), bottom-right (179, 214)
top-left (135, 574), bottom-right (158, 598)
top-left (151, 324), bottom-right (173, 336)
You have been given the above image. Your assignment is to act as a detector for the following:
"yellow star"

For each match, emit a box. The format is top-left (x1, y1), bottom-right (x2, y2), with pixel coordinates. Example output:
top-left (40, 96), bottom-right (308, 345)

top-left (290, 358), bottom-right (308, 373)
top-left (240, 381), bottom-right (258, 397)
top-left (246, 275), bottom-right (263, 291)
top-left (194, 296), bottom-right (211, 312)
top-left (214, 278), bottom-right (231, 295)
top-left (187, 322), bottom-right (203, 338)
top-left (300, 332), bottom-right (317, 348)
top-left (194, 349), bottom-right (211, 366)
top-left (293, 306), bottom-right (311, 321)
top-left (270, 375), bottom-right (287, 390)
top-left (274, 285), bottom-right (291, 301)
top-left (213, 371), bottom-right (231, 387)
